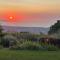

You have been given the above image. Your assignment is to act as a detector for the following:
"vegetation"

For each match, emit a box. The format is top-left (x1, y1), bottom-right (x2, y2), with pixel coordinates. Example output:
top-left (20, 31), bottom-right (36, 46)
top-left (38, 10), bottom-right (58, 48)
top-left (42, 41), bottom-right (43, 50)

top-left (0, 25), bottom-right (4, 41)
top-left (48, 20), bottom-right (60, 39)
top-left (0, 21), bottom-right (60, 50)
top-left (10, 41), bottom-right (59, 51)
top-left (0, 21), bottom-right (60, 59)
top-left (48, 20), bottom-right (60, 34)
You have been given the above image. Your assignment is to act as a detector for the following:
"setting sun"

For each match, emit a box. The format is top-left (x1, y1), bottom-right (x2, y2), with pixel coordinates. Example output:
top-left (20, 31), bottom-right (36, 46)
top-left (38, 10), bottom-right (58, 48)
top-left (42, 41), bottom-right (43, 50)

top-left (9, 16), bottom-right (13, 20)
top-left (8, 16), bottom-right (16, 23)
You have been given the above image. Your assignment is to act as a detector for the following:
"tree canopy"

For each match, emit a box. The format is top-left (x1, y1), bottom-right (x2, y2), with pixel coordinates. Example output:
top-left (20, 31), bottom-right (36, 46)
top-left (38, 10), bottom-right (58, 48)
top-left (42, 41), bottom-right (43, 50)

top-left (48, 20), bottom-right (60, 34)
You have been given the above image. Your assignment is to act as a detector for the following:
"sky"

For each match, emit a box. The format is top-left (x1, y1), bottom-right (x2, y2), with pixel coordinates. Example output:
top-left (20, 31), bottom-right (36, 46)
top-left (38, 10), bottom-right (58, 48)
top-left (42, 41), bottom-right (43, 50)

top-left (0, 0), bottom-right (60, 27)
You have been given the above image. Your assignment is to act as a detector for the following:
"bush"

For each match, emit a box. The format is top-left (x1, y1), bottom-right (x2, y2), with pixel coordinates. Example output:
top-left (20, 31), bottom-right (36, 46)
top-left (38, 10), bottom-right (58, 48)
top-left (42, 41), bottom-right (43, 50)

top-left (47, 44), bottom-right (59, 51)
top-left (10, 41), bottom-right (59, 51)
top-left (26, 41), bottom-right (40, 50)
top-left (10, 41), bottom-right (41, 50)
top-left (0, 45), bottom-right (3, 49)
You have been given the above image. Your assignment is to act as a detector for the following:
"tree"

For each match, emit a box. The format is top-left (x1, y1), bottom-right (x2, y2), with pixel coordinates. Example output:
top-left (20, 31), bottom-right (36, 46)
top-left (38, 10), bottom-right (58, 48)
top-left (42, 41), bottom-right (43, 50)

top-left (2, 34), bottom-right (17, 47)
top-left (0, 25), bottom-right (4, 40)
top-left (48, 20), bottom-right (60, 34)
top-left (0, 24), bottom-right (6, 46)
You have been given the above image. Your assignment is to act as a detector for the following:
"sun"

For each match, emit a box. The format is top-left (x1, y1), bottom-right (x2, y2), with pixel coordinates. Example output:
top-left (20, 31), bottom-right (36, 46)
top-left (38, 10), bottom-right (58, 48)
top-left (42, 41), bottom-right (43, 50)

top-left (8, 16), bottom-right (15, 23)
top-left (9, 16), bottom-right (14, 20)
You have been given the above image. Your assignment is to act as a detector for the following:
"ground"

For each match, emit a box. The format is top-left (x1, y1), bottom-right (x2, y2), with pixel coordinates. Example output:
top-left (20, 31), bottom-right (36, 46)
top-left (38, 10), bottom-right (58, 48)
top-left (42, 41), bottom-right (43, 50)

top-left (0, 49), bottom-right (60, 60)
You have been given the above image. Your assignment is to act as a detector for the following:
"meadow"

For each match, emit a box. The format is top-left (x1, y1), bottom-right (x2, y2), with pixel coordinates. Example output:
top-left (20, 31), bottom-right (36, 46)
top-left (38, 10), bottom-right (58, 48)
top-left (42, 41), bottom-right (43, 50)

top-left (0, 49), bottom-right (59, 60)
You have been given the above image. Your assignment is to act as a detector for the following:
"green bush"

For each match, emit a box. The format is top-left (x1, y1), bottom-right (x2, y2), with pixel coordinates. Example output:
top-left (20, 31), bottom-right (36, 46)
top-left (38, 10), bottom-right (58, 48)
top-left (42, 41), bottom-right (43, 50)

top-left (47, 44), bottom-right (59, 51)
top-left (10, 41), bottom-right (59, 51)
top-left (10, 41), bottom-right (41, 50)
top-left (19, 41), bottom-right (41, 50)
top-left (0, 45), bottom-right (3, 49)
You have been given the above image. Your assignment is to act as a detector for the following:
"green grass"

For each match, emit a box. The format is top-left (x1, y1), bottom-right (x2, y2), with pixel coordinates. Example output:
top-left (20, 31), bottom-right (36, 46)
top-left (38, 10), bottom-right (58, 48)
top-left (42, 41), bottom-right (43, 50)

top-left (0, 49), bottom-right (60, 60)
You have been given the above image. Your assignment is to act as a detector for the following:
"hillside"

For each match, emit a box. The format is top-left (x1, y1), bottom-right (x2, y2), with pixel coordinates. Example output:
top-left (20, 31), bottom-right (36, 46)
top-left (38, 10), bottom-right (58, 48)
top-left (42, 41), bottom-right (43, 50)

top-left (2, 26), bottom-right (49, 34)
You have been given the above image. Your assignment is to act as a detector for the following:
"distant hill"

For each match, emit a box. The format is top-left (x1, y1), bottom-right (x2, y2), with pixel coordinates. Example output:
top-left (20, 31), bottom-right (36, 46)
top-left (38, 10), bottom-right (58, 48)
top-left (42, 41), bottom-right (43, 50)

top-left (2, 26), bottom-right (49, 34)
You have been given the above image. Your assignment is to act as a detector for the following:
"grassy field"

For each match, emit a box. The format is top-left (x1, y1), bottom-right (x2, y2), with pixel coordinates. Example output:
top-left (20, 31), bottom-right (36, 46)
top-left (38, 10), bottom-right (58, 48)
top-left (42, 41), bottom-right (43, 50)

top-left (0, 49), bottom-right (60, 60)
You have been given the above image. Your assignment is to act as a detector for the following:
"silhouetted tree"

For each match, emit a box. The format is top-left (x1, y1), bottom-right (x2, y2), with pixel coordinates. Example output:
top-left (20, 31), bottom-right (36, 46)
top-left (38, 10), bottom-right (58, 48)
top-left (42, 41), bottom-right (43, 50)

top-left (0, 25), bottom-right (4, 39)
top-left (48, 20), bottom-right (60, 34)
top-left (0, 24), bottom-right (5, 46)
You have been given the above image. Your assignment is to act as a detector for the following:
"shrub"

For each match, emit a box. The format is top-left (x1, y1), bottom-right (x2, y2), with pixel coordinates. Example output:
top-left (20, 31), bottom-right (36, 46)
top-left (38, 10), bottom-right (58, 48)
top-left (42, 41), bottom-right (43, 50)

top-left (10, 41), bottom-right (41, 50)
top-left (19, 41), bottom-right (41, 50)
top-left (10, 41), bottom-right (59, 51)
top-left (47, 44), bottom-right (59, 51)
top-left (0, 45), bottom-right (3, 49)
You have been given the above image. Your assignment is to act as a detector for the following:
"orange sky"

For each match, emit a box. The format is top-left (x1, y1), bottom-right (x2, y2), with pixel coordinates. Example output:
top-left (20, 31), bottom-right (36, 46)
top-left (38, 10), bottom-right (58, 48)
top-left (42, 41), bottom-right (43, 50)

top-left (0, 0), bottom-right (60, 27)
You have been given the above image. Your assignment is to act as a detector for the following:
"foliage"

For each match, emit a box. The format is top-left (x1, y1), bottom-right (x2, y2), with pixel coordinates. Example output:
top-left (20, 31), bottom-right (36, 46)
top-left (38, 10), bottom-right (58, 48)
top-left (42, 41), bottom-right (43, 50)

top-left (1, 35), bottom-right (17, 47)
top-left (0, 25), bottom-right (59, 51)
top-left (48, 20), bottom-right (60, 34)
top-left (10, 41), bottom-right (40, 50)
top-left (10, 40), bottom-right (59, 51)
top-left (0, 45), bottom-right (3, 49)
top-left (0, 25), bottom-right (5, 45)
top-left (47, 44), bottom-right (59, 51)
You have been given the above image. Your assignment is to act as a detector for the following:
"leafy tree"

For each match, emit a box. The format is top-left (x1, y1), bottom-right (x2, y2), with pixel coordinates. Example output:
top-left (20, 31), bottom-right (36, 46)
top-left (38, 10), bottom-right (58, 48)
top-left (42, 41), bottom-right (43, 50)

top-left (48, 20), bottom-right (60, 34)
